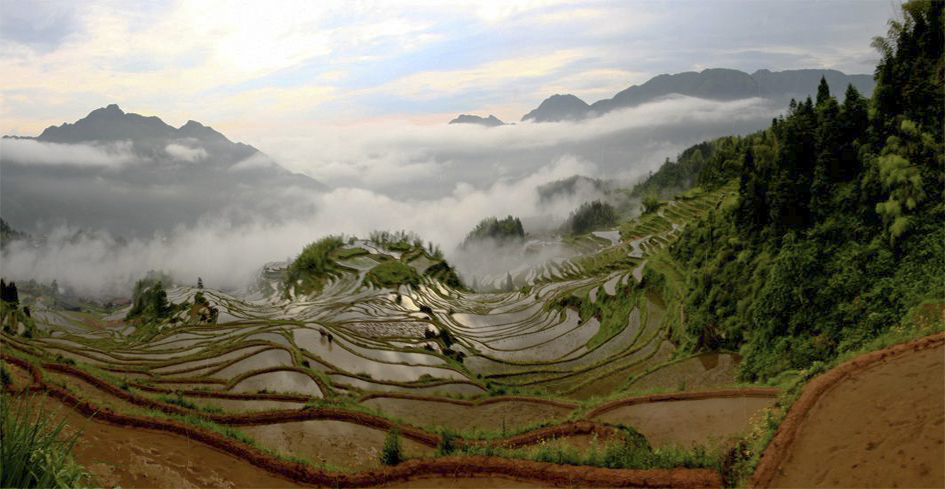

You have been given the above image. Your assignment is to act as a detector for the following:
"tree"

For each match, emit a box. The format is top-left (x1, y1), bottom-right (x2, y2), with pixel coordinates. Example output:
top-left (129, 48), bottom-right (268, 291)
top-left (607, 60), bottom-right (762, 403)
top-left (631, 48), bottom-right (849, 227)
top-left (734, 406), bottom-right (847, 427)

top-left (126, 279), bottom-right (171, 321)
top-left (642, 192), bottom-right (660, 214)
top-left (564, 200), bottom-right (617, 234)
top-left (197, 277), bottom-right (204, 289)
top-left (871, 0), bottom-right (944, 141)
top-left (815, 75), bottom-right (831, 106)
top-left (736, 147), bottom-right (767, 233)
top-left (463, 216), bottom-right (525, 246)
top-left (871, 120), bottom-right (928, 242)
top-left (836, 84), bottom-right (869, 182)
top-left (0, 280), bottom-right (17, 305)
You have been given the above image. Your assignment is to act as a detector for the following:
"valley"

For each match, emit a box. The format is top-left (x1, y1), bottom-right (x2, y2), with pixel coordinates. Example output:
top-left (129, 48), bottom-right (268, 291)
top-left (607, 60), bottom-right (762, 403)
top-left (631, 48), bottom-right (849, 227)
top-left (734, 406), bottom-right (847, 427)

top-left (1, 1), bottom-right (943, 488)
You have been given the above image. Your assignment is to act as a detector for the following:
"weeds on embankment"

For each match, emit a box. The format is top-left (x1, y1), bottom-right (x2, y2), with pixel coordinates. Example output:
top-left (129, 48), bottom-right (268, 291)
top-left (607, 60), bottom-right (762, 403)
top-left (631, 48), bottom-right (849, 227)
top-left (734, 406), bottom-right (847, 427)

top-left (0, 393), bottom-right (93, 488)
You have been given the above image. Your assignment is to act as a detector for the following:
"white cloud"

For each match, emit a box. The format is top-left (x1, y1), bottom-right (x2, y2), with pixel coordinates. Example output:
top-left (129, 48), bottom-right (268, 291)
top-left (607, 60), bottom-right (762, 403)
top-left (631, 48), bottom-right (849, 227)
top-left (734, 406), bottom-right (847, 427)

top-left (0, 139), bottom-right (135, 167)
top-left (0, 155), bottom-right (596, 297)
top-left (228, 153), bottom-right (276, 171)
top-left (258, 95), bottom-right (778, 187)
top-left (165, 143), bottom-right (207, 162)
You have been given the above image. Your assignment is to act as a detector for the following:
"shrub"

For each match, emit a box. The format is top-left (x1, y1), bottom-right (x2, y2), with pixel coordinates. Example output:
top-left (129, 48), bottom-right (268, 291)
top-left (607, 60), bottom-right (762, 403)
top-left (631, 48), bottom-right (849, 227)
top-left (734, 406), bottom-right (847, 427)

top-left (285, 236), bottom-right (345, 295)
top-left (437, 428), bottom-right (457, 455)
top-left (380, 429), bottom-right (403, 465)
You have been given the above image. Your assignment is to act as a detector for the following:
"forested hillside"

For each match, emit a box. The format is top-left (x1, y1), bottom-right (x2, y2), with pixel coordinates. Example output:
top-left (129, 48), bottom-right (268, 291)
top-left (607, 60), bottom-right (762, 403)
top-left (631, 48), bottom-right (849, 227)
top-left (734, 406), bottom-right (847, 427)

top-left (639, 0), bottom-right (944, 381)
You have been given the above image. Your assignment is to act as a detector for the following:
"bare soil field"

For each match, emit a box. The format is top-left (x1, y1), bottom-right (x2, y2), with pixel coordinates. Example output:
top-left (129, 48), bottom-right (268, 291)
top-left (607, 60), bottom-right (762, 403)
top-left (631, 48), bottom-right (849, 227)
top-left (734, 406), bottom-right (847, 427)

top-left (767, 341), bottom-right (944, 488)
top-left (242, 419), bottom-right (435, 470)
top-left (23, 395), bottom-right (304, 489)
top-left (361, 396), bottom-right (574, 432)
top-left (595, 396), bottom-right (776, 448)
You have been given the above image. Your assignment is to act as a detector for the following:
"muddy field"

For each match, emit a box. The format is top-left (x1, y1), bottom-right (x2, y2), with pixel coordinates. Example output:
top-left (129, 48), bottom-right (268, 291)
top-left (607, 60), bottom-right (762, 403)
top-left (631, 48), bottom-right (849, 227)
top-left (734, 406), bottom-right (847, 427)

top-left (768, 343), bottom-right (944, 488)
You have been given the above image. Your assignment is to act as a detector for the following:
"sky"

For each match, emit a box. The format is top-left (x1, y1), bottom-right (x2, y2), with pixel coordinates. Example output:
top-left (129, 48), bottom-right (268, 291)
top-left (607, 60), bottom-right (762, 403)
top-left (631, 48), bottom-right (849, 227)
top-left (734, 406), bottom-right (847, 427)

top-left (0, 0), bottom-right (900, 296)
top-left (2, 0), bottom-right (894, 141)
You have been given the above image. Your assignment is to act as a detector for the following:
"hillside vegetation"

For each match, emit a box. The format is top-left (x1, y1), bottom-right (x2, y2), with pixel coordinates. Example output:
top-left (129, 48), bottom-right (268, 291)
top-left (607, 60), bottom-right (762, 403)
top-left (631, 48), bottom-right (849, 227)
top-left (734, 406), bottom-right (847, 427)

top-left (636, 0), bottom-right (944, 381)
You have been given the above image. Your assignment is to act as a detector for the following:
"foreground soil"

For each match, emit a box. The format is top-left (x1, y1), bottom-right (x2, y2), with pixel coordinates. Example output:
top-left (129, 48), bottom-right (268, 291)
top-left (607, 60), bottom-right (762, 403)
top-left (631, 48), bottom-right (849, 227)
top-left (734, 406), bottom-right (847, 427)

top-left (768, 341), bottom-right (944, 488)
top-left (26, 395), bottom-right (303, 489)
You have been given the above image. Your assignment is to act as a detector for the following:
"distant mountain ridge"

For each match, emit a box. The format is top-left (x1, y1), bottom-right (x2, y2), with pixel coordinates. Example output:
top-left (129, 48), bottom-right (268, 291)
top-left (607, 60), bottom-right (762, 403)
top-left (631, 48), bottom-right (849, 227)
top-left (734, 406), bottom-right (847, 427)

top-left (23, 104), bottom-right (259, 164)
top-left (448, 114), bottom-right (506, 127)
top-left (1, 105), bottom-right (324, 237)
top-left (517, 68), bottom-right (875, 123)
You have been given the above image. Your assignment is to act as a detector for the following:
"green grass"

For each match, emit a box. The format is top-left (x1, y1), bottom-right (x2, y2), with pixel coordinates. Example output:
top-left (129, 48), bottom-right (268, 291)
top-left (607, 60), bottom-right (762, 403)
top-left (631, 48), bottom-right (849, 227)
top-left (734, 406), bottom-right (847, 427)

top-left (333, 247), bottom-right (369, 259)
top-left (456, 425), bottom-right (720, 472)
top-left (363, 261), bottom-right (420, 289)
top-left (0, 393), bottom-right (93, 488)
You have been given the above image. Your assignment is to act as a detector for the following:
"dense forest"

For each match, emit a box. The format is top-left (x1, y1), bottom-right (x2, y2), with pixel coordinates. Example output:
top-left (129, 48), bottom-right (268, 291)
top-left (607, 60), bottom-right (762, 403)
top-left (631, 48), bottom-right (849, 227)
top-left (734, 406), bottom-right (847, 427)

top-left (640, 0), bottom-right (943, 381)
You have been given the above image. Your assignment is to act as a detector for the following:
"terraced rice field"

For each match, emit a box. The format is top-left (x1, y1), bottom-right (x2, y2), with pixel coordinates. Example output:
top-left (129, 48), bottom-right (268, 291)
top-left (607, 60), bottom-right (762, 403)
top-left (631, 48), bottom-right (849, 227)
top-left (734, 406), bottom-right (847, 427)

top-left (0, 184), bottom-right (793, 487)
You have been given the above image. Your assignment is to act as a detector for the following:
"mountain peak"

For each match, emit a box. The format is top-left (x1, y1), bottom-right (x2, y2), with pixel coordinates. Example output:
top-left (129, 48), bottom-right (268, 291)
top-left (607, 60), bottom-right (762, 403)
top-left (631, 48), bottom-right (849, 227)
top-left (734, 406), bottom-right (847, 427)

top-left (448, 114), bottom-right (506, 127)
top-left (521, 94), bottom-right (589, 122)
top-left (102, 103), bottom-right (123, 113)
top-left (177, 119), bottom-right (230, 144)
top-left (86, 104), bottom-right (125, 119)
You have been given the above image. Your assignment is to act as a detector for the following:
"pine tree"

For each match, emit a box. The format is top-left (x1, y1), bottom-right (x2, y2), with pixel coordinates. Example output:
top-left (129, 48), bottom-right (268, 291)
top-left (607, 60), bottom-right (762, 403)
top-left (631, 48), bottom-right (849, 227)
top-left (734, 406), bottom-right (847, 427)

top-left (815, 75), bottom-right (831, 106)
top-left (197, 277), bottom-right (204, 289)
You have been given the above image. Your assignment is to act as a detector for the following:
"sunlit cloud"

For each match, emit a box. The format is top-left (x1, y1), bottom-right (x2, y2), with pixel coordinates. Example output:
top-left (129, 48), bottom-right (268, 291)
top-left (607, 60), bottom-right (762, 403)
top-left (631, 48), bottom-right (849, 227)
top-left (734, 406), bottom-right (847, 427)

top-left (370, 50), bottom-right (587, 101)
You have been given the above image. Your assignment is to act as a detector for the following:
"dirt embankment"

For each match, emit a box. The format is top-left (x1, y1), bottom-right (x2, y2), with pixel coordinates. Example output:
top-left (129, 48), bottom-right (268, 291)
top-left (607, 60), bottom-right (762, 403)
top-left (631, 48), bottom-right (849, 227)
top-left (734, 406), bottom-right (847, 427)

top-left (751, 332), bottom-right (945, 488)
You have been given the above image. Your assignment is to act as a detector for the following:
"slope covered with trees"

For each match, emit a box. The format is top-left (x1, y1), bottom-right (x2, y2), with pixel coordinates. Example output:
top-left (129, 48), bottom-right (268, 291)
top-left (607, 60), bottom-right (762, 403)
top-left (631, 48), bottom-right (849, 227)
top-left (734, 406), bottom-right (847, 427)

top-left (639, 0), bottom-right (944, 381)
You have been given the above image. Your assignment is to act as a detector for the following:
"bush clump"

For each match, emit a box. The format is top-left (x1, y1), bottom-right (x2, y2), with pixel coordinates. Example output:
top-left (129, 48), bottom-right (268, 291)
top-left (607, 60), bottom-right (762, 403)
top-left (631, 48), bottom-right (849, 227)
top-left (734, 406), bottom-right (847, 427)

top-left (285, 235), bottom-right (345, 295)
top-left (379, 429), bottom-right (403, 465)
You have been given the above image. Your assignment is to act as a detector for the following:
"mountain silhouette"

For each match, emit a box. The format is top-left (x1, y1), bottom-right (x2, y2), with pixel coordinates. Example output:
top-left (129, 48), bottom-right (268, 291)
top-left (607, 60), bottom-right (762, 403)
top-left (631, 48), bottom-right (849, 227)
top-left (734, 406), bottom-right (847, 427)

top-left (448, 114), bottom-right (506, 127)
top-left (1, 105), bottom-right (324, 237)
top-left (520, 68), bottom-right (875, 123)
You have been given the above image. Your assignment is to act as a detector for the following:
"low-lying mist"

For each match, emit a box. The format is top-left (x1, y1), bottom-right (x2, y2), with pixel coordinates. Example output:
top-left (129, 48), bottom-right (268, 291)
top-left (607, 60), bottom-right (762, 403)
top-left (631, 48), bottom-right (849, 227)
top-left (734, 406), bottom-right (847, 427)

top-left (0, 96), bottom-right (783, 298)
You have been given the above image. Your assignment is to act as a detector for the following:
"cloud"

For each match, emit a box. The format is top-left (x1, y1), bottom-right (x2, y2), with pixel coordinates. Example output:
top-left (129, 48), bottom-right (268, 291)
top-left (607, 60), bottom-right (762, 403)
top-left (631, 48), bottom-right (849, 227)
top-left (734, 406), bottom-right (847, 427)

top-left (228, 153), bottom-right (276, 172)
top-left (0, 155), bottom-right (597, 297)
top-left (1, 95), bottom-right (784, 298)
top-left (0, 138), bottom-right (134, 167)
top-left (165, 143), bottom-right (207, 163)
top-left (374, 50), bottom-right (586, 101)
top-left (258, 95), bottom-right (780, 193)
